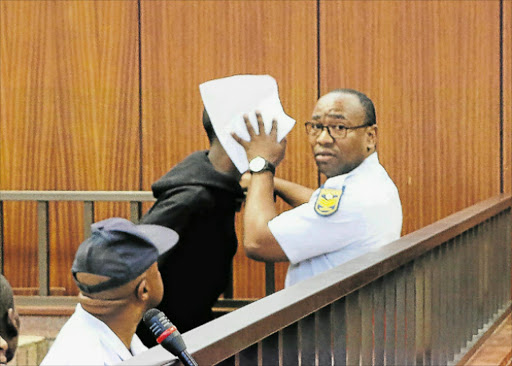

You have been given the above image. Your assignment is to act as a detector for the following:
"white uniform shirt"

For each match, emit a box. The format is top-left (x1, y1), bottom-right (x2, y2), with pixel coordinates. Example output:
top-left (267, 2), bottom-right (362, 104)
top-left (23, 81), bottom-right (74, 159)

top-left (41, 304), bottom-right (147, 366)
top-left (268, 153), bottom-right (402, 287)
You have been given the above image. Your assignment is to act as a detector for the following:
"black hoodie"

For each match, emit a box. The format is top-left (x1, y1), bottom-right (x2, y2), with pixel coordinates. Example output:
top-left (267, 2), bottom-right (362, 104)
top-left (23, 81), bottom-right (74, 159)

top-left (136, 151), bottom-right (245, 345)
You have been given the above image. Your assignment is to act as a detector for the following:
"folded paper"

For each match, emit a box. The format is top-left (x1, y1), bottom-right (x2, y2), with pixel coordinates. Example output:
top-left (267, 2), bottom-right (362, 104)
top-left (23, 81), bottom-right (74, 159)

top-left (199, 74), bottom-right (296, 173)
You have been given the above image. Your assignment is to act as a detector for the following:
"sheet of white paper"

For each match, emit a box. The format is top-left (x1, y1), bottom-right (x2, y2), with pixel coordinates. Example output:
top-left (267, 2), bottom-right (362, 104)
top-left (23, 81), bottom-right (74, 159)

top-left (199, 74), bottom-right (296, 173)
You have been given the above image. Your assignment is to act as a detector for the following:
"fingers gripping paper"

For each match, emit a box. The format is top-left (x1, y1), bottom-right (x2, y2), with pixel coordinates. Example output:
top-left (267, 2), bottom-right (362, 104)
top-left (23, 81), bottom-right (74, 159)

top-left (199, 75), bottom-right (296, 173)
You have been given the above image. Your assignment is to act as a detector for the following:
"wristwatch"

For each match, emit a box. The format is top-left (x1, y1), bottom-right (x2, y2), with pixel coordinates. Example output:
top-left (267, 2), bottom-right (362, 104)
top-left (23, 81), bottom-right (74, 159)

top-left (248, 156), bottom-right (275, 175)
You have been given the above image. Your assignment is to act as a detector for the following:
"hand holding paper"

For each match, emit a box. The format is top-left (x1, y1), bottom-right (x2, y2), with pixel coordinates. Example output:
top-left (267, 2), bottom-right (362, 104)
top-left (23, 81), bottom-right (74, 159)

top-left (199, 75), bottom-right (295, 173)
top-left (231, 111), bottom-right (287, 167)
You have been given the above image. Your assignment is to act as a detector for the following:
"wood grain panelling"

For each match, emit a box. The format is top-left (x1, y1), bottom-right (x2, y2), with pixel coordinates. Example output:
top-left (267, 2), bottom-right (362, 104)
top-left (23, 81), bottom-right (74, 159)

top-left (320, 0), bottom-right (501, 235)
top-left (140, 0), bottom-right (317, 297)
top-left (0, 1), bottom-right (140, 294)
top-left (504, 0), bottom-right (511, 195)
top-left (1, 0), bottom-right (506, 300)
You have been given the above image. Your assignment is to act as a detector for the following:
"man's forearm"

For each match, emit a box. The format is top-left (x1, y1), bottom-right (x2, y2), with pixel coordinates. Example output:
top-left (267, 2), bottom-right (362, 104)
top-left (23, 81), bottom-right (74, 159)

top-left (274, 177), bottom-right (314, 208)
top-left (243, 172), bottom-right (288, 262)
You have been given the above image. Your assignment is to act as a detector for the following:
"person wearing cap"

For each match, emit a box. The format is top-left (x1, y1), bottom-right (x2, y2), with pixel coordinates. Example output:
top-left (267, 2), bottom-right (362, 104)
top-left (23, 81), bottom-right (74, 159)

top-left (0, 274), bottom-right (20, 365)
top-left (40, 217), bottom-right (178, 366)
top-left (136, 109), bottom-right (245, 345)
top-left (232, 89), bottom-right (402, 287)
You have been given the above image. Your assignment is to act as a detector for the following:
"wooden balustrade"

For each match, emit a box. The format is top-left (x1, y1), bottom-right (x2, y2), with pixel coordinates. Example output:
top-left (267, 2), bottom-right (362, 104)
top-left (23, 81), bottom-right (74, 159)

top-left (0, 190), bottom-right (275, 302)
top-left (119, 194), bottom-right (512, 366)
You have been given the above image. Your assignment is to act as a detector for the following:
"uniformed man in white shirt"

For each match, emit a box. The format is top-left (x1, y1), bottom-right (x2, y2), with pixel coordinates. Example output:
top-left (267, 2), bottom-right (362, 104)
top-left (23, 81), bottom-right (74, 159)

top-left (232, 88), bottom-right (402, 287)
top-left (41, 217), bottom-right (178, 365)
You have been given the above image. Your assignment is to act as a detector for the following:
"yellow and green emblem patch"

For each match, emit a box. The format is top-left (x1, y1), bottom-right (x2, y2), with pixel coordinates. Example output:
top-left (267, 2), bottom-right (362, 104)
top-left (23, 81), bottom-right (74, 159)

top-left (314, 187), bottom-right (344, 216)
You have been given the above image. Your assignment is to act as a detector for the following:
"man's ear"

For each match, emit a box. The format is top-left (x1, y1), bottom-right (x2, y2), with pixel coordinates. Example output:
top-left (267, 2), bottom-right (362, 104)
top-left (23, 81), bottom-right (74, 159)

top-left (7, 308), bottom-right (20, 335)
top-left (135, 279), bottom-right (149, 302)
top-left (367, 125), bottom-right (378, 150)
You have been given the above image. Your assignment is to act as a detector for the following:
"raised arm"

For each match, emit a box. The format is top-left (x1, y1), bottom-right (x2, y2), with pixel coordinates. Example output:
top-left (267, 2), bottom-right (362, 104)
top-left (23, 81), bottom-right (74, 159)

top-left (232, 112), bottom-right (288, 262)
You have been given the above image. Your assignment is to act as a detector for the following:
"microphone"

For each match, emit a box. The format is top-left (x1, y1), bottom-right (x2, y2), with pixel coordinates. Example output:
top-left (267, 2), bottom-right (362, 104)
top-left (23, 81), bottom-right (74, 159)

top-left (143, 309), bottom-right (198, 366)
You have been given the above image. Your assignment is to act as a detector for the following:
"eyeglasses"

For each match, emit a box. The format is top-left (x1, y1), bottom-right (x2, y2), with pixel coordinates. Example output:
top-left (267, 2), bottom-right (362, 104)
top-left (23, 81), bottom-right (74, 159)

top-left (305, 122), bottom-right (369, 139)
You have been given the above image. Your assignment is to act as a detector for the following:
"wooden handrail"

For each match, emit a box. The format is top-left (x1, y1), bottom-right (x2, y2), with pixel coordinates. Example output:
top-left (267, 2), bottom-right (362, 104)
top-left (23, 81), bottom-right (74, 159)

top-left (122, 194), bottom-right (512, 365)
top-left (0, 190), bottom-right (155, 201)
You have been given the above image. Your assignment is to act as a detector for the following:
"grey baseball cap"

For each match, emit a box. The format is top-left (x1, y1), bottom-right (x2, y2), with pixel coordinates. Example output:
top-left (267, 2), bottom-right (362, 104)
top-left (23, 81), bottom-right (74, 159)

top-left (72, 217), bottom-right (179, 294)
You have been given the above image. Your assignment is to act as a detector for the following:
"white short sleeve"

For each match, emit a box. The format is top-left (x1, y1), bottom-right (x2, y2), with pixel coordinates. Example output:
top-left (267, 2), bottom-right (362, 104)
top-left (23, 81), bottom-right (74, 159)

top-left (268, 189), bottom-right (368, 264)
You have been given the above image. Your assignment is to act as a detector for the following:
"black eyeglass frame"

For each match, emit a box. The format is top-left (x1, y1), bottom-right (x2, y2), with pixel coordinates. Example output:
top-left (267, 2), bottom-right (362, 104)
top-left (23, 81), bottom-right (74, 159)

top-left (304, 121), bottom-right (370, 139)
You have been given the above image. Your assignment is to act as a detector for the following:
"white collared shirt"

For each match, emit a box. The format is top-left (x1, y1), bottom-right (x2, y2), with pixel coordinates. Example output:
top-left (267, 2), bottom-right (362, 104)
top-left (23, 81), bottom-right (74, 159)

top-left (269, 153), bottom-right (402, 287)
top-left (41, 304), bottom-right (147, 366)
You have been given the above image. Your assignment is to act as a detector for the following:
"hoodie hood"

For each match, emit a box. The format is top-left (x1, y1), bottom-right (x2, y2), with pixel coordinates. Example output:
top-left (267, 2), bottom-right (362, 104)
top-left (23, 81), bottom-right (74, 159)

top-left (151, 151), bottom-right (244, 199)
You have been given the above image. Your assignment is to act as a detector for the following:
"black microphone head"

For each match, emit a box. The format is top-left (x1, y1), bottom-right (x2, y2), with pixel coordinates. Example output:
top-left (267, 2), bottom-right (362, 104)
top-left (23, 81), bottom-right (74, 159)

top-left (143, 308), bottom-right (161, 325)
top-left (143, 308), bottom-right (187, 355)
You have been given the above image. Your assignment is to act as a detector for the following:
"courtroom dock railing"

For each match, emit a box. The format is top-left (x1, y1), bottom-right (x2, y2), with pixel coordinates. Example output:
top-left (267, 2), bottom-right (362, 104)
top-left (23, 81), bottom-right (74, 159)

top-left (1, 191), bottom-right (511, 365)
top-left (0, 190), bottom-right (272, 310)
top-left (122, 194), bottom-right (511, 366)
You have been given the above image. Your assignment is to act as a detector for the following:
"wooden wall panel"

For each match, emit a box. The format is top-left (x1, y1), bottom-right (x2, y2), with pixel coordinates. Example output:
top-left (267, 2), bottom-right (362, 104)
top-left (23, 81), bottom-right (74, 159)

top-left (0, 1), bottom-right (140, 294)
top-left (320, 0), bottom-right (501, 235)
top-left (504, 0), bottom-right (511, 195)
top-left (140, 0), bottom-right (318, 297)
top-left (1, 0), bottom-right (507, 300)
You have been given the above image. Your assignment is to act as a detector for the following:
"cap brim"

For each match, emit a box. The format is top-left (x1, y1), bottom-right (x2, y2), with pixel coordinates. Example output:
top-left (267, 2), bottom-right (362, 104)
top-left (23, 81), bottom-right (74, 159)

top-left (136, 224), bottom-right (179, 255)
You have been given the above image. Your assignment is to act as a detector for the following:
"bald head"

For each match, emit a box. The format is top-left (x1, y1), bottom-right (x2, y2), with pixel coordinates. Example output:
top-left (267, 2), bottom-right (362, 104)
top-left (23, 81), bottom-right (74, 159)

top-left (328, 89), bottom-right (376, 126)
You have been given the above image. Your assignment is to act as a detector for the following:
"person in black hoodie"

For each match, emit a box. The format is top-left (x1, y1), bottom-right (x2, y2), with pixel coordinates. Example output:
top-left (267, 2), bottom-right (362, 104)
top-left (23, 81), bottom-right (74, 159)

top-left (136, 109), bottom-right (245, 346)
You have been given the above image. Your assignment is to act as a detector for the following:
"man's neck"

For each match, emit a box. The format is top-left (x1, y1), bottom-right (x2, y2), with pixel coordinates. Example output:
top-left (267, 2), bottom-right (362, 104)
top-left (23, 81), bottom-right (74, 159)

top-left (208, 142), bottom-right (241, 180)
top-left (80, 298), bottom-right (142, 350)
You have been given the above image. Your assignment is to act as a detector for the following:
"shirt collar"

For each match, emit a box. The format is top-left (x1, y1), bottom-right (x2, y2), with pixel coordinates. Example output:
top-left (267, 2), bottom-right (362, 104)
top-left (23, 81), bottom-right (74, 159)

top-left (75, 304), bottom-right (145, 362)
top-left (346, 152), bottom-right (379, 177)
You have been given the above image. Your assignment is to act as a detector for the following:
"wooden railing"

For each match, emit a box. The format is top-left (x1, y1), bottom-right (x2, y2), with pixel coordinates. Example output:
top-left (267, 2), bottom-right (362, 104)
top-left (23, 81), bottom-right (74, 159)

top-left (120, 194), bottom-right (511, 366)
top-left (0, 190), bottom-right (272, 310)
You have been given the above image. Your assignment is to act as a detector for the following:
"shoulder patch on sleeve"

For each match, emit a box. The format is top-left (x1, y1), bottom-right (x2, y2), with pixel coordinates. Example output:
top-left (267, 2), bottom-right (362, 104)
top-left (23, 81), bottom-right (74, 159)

top-left (314, 187), bottom-right (345, 216)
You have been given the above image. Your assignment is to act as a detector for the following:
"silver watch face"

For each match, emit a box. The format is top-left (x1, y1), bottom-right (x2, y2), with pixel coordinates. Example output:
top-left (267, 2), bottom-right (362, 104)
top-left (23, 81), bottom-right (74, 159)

top-left (249, 157), bottom-right (266, 172)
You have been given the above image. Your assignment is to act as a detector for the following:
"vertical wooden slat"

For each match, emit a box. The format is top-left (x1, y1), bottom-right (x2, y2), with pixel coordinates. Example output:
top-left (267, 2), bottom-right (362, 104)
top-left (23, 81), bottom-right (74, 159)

top-left (471, 225), bottom-right (480, 338)
top-left (423, 253), bottom-right (432, 366)
top-left (506, 210), bottom-right (512, 301)
top-left (446, 240), bottom-right (456, 363)
top-left (238, 342), bottom-right (258, 366)
top-left (464, 228), bottom-right (474, 346)
top-left (83, 201), bottom-right (94, 239)
top-left (346, 291), bottom-right (361, 366)
top-left (360, 286), bottom-right (373, 366)
top-left (332, 298), bottom-right (346, 366)
top-left (460, 231), bottom-right (470, 350)
top-left (482, 219), bottom-right (490, 330)
top-left (130, 201), bottom-right (142, 223)
top-left (265, 263), bottom-right (275, 296)
top-left (489, 216), bottom-right (498, 318)
top-left (315, 307), bottom-right (331, 366)
top-left (373, 278), bottom-right (385, 366)
top-left (439, 244), bottom-right (448, 366)
top-left (384, 272), bottom-right (396, 366)
top-left (298, 314), bottom-right (315, 366)
top-left (477, 223), bottom-right (485, 332)
top-left (453, 236), bottom-right (462, 353)
top-left (224, 264), bottom-right (234, 300)
top-left (405, 263), bottom-right (416, 365)
top-left (37, 201), bottom-right (49, 296)
top-left (281, 322), bottom-right (298, 366)
top-left (430, 248), bottom-right (440, 366)
top-left (395, 268), bottom-right (406, 366)
top-left (414, 260), bottom-right (424, 366)
top-left (261, 332), bottom-right (278, 366)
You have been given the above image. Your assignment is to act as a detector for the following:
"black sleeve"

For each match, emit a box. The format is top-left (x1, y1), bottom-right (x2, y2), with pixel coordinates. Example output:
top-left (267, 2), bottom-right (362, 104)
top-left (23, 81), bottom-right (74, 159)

top-left (140, 186), bottom-right (214, 236)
